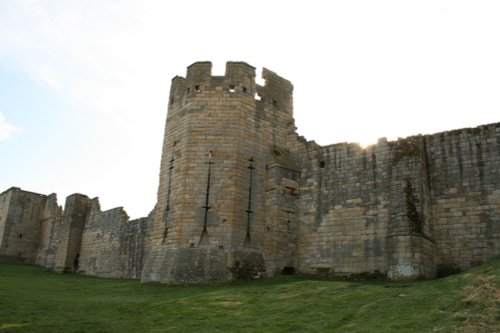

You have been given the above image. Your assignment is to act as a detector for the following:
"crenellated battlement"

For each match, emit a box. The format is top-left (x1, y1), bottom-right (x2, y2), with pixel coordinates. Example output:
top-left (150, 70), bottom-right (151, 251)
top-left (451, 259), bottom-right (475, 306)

top-left (169, 61), bottom-right (293, 116)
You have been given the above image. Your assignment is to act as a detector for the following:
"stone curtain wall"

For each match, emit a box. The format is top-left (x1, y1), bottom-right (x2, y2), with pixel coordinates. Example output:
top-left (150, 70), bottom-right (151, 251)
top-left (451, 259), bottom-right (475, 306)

top-left (79, 199), bottom-right (152, 279)
top-left (0, 187), bottom-right (152, 279)
top-left (426, 124), bottom-right (500, 274)
top-left (296, 124), bottom-right (500, 279)
top-left (34, 193), bottom-right (92, 272)
top-left (35, 193), bottom-right (64, 268)
top-left (298, 141), bottom-right (396, 278)
top-left (59, 194), bottom-right (92, 271)
top-left (79, 201), bottom-right (129, 278)
top-left (120, 216), bottom-right (151, 279)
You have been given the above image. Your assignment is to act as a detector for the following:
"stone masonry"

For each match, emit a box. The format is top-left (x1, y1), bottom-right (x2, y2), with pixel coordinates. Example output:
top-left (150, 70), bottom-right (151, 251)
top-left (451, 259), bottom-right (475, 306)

top-left (0, 61), bottom-right (499, 282)
top-left (0, 187), bottom-right (151, 277)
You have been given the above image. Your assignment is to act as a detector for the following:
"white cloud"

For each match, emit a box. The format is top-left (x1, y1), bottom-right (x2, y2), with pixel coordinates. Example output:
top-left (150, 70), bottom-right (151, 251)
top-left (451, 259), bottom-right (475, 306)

top-left (0, 112), bottom-right (21, 140)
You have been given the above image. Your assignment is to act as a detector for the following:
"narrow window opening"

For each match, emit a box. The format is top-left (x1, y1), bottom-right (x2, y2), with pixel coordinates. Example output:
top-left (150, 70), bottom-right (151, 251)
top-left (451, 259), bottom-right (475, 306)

top-left (170, 97), bottom-right (174, 104)
top-left (272, 100), bottom-right (278, 107)
top-left (266, 226), bottom-right (270, 232)
top-left (194, 85), bottom-right (201, 92)
top-left (18, 233), bottom-right (23, 239)
top-left (229, 85), bottom-right (236, 92)
top-left (242, 86), bottom-right (247, 93)
top-left (161, 227), bottom-right (169, 244)
top-left (287, 220), bottom-right (291, 231)
top-left (244, 157), bottom-right (255, 244)
top-left (187, 87), bottom-right (190, 94)
top-left (202, 151), bottom-right (214, 240)
top-left (73, 254), bottom-right (80, 272)
top-left (319, 161), bottom-right (326, 168)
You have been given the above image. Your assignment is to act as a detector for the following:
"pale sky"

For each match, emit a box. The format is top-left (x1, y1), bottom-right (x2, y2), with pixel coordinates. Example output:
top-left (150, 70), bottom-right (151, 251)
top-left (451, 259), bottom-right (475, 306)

top-left (1, 0), bottom-right (499, 218)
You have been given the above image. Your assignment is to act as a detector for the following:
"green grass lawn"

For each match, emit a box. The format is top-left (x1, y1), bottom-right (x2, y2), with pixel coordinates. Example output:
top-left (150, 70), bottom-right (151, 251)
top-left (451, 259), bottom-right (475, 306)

top-left (1, 258), bottom-right (499, 333)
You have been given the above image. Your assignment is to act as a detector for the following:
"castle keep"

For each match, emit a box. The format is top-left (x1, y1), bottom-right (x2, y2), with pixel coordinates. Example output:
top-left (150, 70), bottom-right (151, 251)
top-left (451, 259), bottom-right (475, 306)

top-left (1, 61), bottom-right (499, 282)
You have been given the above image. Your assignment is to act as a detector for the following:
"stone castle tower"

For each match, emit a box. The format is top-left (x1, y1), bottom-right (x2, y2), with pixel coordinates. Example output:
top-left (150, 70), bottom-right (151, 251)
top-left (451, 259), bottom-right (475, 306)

top-left (142, 62), bottom-right (302, 282)
top-left (1, 61), bottom-right (499, 283)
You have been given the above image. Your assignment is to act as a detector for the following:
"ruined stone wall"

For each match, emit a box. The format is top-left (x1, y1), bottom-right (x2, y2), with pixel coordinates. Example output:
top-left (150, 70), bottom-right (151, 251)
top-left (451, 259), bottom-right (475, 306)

top-left (35, 193), bottom-right (63, 268)
top-left (34, 193), bottom-right (92, 271)
top-left (0, 188), bottom-right (46, 263)
top-left (299, 142), bottom-right (380, 277)
top-left (297, 140), bottom-right (416, 278)
top-left (55, 194), bottom-right (92, 272)
top-left (79, 200), bottom-right (127, 278)
top-left (120, 215), bottom-right (152, 279)
top-left (296, 124), bottom-right (500, 279)
top-left (426, 124), bottom-right (500, 274)
top-left (79, 199), bottom-right (152, 279)
top-left (0, 186), bottom-right (152, 279)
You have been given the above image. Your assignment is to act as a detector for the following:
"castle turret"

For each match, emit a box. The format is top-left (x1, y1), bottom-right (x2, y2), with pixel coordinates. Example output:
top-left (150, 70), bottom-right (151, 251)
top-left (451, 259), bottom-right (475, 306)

top-left (141, 61), bottom-right (301, 283)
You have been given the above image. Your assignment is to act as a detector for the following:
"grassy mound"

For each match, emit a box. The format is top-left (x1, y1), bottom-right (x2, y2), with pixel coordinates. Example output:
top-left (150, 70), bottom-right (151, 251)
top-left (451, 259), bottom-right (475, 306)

top-left (1, 258), bottom-right (498, 332)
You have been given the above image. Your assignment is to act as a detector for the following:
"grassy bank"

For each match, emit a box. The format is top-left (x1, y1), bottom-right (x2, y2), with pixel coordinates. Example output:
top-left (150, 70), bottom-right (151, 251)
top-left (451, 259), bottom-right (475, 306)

top-left (1, 258), bottom-right (499, 332)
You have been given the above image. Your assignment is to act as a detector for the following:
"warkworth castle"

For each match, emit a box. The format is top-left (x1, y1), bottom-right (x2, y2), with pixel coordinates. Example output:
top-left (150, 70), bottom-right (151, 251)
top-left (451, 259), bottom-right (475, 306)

top-left (1, 61), bottom-right (499, 283)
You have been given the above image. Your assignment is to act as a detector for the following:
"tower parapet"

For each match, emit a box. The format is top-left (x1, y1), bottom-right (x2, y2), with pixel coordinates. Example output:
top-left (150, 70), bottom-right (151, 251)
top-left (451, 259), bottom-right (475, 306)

top-left (168, 61), bottom-right (293, 118)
